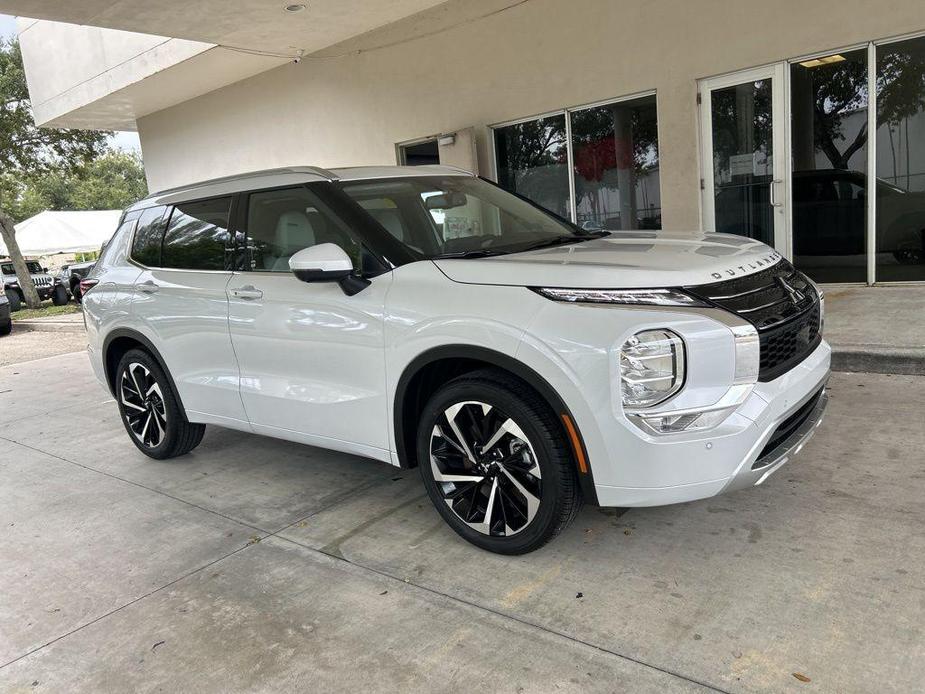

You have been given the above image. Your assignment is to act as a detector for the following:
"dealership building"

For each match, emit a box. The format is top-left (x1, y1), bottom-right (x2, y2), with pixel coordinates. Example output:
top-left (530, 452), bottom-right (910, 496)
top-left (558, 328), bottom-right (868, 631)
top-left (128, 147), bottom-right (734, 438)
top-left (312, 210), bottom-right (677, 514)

top-left (6, 0), bottom-right (925, 284)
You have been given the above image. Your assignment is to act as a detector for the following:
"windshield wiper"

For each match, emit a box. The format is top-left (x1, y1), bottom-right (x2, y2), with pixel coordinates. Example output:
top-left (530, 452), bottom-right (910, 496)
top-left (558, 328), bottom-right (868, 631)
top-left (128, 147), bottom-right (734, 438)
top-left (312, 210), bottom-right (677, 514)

top-left (434, 248), bottom-right (508, 259)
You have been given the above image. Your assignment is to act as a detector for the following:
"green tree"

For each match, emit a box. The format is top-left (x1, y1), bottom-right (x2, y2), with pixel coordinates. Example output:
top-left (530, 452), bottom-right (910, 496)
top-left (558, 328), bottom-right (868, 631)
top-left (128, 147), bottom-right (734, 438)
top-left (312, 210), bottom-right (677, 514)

top-left (6, 150), bottom-right (147, 222)
top-left (0, 38), bottom-right (110, 308)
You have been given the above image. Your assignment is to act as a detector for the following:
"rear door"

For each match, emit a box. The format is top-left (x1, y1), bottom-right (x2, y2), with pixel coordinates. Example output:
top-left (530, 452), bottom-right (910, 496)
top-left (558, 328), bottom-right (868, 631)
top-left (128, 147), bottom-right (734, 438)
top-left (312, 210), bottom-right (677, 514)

top-left (226, 185), bottom-right (392, 460)
top-left (130, 198), bottom-right (247, 425)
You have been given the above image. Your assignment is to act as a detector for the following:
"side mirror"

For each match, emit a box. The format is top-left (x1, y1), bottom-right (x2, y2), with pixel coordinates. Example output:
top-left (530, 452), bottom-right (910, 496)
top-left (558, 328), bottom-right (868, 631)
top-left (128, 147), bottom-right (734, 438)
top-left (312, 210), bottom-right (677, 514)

top-left (288, 243), bottom-right (370, 296)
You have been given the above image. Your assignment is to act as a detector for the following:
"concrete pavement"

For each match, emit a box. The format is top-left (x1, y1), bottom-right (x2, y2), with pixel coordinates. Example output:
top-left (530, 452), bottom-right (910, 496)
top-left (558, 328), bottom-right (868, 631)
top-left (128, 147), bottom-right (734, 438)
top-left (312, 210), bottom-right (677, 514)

top-left (821, 284), bottom-right (925, 375)
top-left (1, 350), bottom-right (924, 692)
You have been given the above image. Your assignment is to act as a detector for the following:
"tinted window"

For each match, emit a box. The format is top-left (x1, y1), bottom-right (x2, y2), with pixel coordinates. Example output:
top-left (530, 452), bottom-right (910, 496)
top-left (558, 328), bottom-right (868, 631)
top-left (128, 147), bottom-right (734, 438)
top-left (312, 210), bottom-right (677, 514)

top-left (570, 94), bottom-right (661, 230)
top-left (243, 187), bottom-right (364, 272)
top-left (131, 206), bottom-right (168, 266)
top-left (162, 197), bottom-right (232, 270)
top-left (494, 114), bottom-right (570, 218)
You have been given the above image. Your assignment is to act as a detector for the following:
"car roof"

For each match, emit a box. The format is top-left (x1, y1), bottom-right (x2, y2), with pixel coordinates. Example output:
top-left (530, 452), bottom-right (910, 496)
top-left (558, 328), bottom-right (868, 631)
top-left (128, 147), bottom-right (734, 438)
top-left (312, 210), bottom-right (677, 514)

top-left (126, 165), bottom-right (474, 212)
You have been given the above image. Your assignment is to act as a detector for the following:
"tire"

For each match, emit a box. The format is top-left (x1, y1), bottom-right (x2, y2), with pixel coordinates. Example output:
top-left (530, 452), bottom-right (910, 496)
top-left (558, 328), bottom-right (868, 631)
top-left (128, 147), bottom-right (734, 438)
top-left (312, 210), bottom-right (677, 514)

top-left (0, 318), bottom-right (10, 336)
top-left (7, 291), bottom-right (21, 312)
top-left (417, 368), bottom-right (582, 554)
top-left (52, 285), bottom-right (68, 306)
top-left (893, 248), bottom-right (924, 265)
top-left (115, 348), bottom-right (206, 460)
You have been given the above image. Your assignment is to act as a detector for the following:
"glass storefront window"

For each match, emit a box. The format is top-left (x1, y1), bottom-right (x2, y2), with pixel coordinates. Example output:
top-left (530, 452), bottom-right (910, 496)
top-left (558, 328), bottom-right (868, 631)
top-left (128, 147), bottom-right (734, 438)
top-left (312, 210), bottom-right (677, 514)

top-left (875, 37), bottom-right (925, 281)
top-left (790, 49), bottom-right (869, 283)
top-left (570, 95), bottom-right (660, 231)
top-left (493, 115), bottom-right (570, 219)
top-left (710, 79), bottom-right (774, 246)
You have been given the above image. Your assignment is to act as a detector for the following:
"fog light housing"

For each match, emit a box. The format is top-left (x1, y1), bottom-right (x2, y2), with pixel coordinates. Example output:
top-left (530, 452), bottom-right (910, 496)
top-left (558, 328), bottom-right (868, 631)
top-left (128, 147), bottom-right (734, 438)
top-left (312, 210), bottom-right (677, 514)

top-left (620, 329), bottom-right (684, 408)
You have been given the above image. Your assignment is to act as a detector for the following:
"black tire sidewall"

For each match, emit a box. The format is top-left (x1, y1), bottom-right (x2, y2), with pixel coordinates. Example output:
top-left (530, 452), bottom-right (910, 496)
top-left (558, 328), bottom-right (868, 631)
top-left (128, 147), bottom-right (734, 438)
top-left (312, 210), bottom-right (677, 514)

top-left (52, 285), bottom-right (68, 305)
top-left (115, 349), bottom-right (183, 459)
top-left (417, 377), bottom-right (573, 554)
top-left (8, 291), bottom-right (21, 312)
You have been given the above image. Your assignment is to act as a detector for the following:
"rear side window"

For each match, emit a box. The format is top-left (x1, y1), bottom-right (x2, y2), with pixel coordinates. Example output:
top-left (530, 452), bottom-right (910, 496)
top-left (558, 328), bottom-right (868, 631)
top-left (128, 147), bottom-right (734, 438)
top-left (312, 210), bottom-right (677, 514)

top-left (161, 197), bottom-right (232, 271)
top-left (131, 206), bottom-right (169, 266)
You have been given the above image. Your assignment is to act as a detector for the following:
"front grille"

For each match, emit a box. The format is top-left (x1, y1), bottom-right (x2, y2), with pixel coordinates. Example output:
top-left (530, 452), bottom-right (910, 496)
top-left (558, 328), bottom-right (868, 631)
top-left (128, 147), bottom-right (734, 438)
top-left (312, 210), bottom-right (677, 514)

top-left (685, 259), bottom-right (821, 381)
top-left (33, 276), bottom-right (50, 286)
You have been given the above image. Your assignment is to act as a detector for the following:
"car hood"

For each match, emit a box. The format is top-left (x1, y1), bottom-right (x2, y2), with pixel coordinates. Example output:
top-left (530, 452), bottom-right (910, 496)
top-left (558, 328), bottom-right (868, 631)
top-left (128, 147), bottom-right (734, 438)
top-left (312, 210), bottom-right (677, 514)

top-left (432, 231), bottom-right (783, 289)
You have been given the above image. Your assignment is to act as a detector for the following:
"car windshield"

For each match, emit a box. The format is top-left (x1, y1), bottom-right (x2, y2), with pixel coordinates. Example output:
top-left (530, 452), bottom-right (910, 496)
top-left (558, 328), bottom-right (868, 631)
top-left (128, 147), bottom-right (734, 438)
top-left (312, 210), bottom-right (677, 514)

top-left (338, 176), bottom-right (600, 259)
top-left (2, 261), bottom-right (42, 274)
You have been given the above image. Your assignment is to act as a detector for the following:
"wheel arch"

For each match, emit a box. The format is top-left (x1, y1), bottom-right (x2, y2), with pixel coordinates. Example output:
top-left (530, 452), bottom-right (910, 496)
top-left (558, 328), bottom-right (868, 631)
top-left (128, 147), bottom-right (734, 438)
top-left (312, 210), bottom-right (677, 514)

top-left (102, 328), bottom-right (188, 417)
top-left (393, 344), bottom-right (598, 504)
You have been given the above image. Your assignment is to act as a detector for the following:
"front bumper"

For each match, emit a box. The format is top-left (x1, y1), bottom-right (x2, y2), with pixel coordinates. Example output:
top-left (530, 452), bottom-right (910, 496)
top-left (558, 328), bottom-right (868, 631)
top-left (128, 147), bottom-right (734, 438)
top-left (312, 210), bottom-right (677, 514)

top-left (719, 386), bottom-right (827, 494)
top-left (593, 339), bottom-right (831, 507)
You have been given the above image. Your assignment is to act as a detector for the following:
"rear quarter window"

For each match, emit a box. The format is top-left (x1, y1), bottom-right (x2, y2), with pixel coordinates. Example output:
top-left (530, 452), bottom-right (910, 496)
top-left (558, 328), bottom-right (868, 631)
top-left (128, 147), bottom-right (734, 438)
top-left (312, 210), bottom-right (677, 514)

top-left (131, 206), bottom-right (169, 266)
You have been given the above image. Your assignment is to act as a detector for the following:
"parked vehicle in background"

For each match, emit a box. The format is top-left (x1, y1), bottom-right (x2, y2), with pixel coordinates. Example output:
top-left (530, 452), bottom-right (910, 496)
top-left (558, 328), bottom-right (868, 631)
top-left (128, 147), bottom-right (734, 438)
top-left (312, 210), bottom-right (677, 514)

top-left (58, 260), bottom-right (97, 302)
top-left (0, 285), bottom-right (11, 335)
top-left (83, 165), bottom-right (830, 554)
top-left (1, 260), bottom-right (68, 311)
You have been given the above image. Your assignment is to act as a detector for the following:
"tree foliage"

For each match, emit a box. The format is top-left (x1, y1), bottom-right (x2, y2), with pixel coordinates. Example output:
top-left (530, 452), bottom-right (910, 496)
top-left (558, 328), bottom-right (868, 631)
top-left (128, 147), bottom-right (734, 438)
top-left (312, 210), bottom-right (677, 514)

top-left (2, 150), bottom-right (147, 223)
top-left (0, 38), bottom-right (114, 307)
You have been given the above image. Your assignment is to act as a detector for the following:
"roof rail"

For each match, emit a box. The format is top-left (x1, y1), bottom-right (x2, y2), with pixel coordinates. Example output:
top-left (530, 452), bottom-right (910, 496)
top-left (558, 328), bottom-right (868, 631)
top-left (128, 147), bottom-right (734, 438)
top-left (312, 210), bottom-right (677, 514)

top-left (149, 166), bottom-right (339, 198)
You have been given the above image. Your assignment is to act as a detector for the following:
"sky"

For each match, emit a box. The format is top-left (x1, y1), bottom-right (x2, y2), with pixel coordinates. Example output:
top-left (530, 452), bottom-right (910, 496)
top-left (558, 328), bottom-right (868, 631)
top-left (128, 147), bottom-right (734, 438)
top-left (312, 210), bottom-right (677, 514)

top-left (1, 13), bottom-right (142, 153)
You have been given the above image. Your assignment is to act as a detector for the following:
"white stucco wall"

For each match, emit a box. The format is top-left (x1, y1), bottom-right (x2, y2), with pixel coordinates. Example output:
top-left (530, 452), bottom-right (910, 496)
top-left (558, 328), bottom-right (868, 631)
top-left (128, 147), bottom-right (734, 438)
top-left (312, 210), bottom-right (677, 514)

top-left (18, 18), bottom-right (213, 128)
top-left (135, 0), bottom-right (925, 231)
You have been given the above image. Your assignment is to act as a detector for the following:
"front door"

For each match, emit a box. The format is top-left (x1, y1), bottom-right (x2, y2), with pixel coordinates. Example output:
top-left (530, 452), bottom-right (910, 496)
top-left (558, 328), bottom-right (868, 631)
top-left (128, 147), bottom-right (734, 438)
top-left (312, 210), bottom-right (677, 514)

top-left (226, 185), bottom-right (392, 462)
top-left (700, 65), bottom-right (788, 252)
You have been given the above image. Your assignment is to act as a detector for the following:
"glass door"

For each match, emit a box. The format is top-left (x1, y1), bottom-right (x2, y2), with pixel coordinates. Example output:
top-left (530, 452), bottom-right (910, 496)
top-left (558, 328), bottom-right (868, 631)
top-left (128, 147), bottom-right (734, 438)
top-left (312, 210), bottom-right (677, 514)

top-left (700, 65), bottom-right (788, 252)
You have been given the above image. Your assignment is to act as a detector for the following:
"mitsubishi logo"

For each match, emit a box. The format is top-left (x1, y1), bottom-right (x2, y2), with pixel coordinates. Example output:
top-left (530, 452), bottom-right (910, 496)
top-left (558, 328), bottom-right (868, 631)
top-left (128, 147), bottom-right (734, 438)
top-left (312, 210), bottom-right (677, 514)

top-left (777, 277), bottom-right (805, 306)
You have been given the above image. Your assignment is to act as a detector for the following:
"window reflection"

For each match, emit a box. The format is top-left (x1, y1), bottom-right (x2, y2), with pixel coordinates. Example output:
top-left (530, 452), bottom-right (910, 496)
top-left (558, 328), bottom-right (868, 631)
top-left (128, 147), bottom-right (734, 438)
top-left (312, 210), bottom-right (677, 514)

top-left (570, 95), bottom-right (660, 231)
top-left (790, 49), bottom-right (869, 282)
top-left (493, 115), bottom-right (570, 219)
top-left (711, 80), bottom-right (774, 246)
top-left (161, 198), bottom-right (232, 271)
top-left (876, 37), bottom-right (925, 281)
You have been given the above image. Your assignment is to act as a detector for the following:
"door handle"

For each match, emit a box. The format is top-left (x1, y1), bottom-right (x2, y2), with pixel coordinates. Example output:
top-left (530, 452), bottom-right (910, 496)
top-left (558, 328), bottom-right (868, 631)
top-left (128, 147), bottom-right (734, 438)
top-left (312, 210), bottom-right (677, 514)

top-left (770, 179), bottom-right (784, 207)
top-left (137, 280), bottom-right (159, 294)
top-left (230, 285), bottom-right (263, 300)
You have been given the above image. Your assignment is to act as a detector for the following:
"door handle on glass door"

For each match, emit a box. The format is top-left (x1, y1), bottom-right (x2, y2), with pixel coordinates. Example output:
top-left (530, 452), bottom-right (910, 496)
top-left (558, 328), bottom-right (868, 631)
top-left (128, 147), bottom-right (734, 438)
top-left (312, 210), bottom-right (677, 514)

top-left (230, 285), bottom-right (263, 300)
top-left (138, 280), bottom-right (159, 293)
top-left (770, 179), bottom-right (784, 207)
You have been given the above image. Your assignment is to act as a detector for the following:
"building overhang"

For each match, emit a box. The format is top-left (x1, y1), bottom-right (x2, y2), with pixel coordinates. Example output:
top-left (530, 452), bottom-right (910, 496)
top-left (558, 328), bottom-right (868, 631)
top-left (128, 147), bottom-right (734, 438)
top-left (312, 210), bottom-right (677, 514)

top-left (1, 0), bottom-right (486, 130)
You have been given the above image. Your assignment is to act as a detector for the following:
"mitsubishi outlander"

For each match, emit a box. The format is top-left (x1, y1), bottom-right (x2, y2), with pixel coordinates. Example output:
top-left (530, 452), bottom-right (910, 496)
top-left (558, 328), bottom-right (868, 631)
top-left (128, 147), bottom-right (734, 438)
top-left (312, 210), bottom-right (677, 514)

top-left (83, 165), bottom-right (830, 554)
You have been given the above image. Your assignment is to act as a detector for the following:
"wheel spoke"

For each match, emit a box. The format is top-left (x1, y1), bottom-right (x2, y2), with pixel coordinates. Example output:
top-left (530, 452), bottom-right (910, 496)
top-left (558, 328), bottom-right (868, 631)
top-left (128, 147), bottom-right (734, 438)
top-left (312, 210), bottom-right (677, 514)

top-left (499, 466), bottom-right (541, 525)
top-left (121, 362), bottom-right (168, 449)
top-left (443, 403), bottom-right (478, 463)
top-left (430, 399), bottom-right (541, 538)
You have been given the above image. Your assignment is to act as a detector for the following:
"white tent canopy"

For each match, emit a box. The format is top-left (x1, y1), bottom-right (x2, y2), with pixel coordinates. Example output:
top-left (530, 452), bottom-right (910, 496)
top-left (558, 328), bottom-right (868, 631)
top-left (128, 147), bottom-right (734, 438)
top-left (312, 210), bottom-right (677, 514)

top-left (0, 210), bottom-right (122, 257)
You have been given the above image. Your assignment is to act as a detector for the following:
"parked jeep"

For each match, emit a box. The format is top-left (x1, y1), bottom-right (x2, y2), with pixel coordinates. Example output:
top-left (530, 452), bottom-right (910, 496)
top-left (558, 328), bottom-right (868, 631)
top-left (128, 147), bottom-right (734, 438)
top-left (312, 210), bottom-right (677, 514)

top-left (1, 260), bottom-right (68, 311)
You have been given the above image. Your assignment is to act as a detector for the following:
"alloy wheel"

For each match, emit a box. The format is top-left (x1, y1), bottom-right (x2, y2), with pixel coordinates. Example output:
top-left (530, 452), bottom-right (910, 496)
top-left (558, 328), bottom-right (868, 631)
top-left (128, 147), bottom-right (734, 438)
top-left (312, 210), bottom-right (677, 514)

top-left (120, 362), bottom-right (168, 448)
top-left (429, 400), bottom-right (542, 537)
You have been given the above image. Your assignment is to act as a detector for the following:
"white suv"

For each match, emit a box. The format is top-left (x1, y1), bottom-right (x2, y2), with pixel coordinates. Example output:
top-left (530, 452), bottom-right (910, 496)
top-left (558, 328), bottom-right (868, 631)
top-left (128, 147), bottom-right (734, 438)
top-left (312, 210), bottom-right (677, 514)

top-left (83, 166), bottom-right (830, 554)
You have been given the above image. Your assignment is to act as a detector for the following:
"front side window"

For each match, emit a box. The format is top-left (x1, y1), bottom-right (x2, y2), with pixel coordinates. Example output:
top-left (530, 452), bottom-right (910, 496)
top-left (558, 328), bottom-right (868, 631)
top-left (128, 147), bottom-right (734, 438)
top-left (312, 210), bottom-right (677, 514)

top-left (131, 206), bottom-right (169, 266)
top-left (161, 197), bottom-right (232, 271)
top-left (339, 176), bottom-right (593, 259)
top-left (2, 261), bottom-right (42, 274)
top-left (242, 187), bottom-right (365, 272)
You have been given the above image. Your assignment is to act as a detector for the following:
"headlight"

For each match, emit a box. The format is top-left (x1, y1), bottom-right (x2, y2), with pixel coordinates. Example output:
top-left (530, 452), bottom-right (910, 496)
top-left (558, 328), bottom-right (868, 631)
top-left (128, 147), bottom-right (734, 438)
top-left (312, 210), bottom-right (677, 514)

top-left (620, 329), bottom-right (685, 407)
top-left (533, 287), bottom-right (707, 306)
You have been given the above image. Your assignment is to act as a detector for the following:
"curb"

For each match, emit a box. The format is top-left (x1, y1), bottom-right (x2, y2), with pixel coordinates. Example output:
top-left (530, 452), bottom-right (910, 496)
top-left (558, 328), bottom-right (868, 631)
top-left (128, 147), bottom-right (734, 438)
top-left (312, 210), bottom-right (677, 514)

top-left (13, 319), bottom-right (85, 334)
top-left (831, 345), bottom-right (925, 376)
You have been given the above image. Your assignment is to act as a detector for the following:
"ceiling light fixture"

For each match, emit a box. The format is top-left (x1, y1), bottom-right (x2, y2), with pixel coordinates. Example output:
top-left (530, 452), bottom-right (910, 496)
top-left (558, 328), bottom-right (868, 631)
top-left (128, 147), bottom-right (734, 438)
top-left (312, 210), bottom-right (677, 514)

top-left (799, 54), bottom-right (846, 68)
top-left (285, 4), bottom-right (306, 12)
